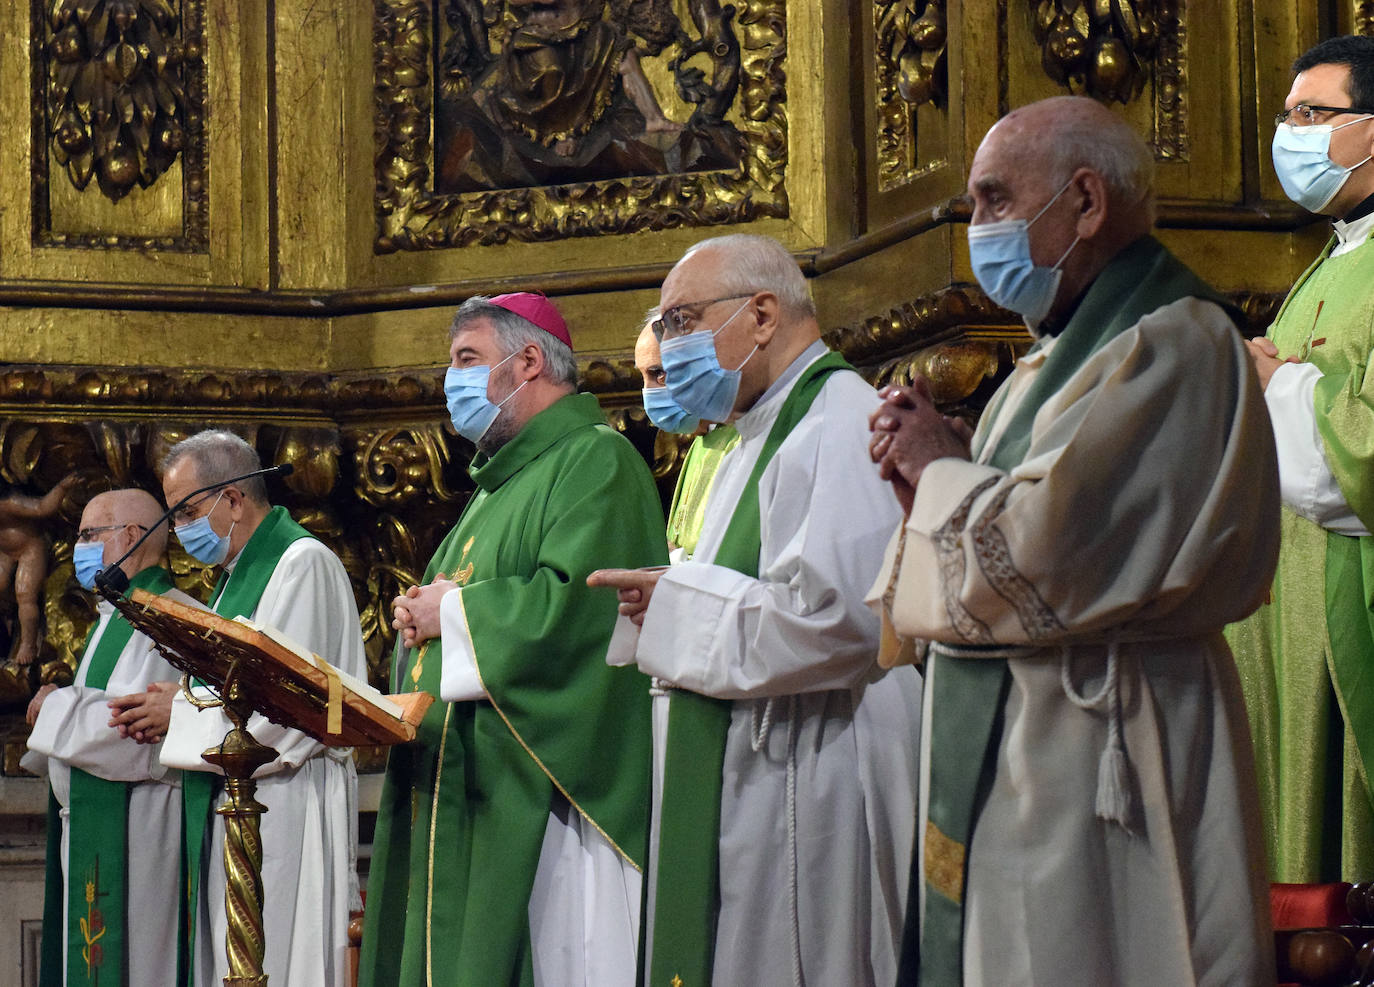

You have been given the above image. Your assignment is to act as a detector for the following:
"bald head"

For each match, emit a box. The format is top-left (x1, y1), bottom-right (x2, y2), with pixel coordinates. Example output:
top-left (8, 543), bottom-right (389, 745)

top-left (634, 317), bottom-right (665, 389)
top-left (659, 234), bottom-right (821, 418)
top-left (968, 96), bottom-right (1157, 325)
top-left (979, 97), bottom-right (1155, 226)
top-left (79, 488), bottom-right (168, 582)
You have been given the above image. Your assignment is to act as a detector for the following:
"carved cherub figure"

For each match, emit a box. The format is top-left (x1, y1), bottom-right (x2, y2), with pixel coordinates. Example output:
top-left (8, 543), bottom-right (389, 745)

top-left (0, 474), bottom-right (78, 666)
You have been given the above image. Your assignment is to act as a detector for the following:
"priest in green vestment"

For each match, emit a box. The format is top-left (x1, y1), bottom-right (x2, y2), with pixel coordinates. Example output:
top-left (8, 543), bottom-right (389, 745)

top-left (24, 489), bottom-right (195, 987)
top-left (868, 97), bottom-right (1276, 984)
top-left (1229, 34), bottom-right (1374, 883)
top-left (360, 293), bottom-right (666, 987)
top-left (117, 429), bottom-right (366, 987)
top-left (592, 235), bottom-right (920, 986)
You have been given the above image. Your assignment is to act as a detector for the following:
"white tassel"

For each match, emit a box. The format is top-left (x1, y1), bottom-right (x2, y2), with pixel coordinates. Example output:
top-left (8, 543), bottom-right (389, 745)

top-left (1061, 638), bottom-right (1135, 832)
top-left (1095, 732), bottom-right (1134, 830)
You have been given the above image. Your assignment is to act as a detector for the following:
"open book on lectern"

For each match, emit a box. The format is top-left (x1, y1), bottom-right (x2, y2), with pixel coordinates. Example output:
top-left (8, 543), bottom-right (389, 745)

top-left (111, 587), bottom-right (433, 747)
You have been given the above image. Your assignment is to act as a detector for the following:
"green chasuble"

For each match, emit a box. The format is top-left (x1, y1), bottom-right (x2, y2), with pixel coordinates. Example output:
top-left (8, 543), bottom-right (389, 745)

top-left (39, 566), bottom-right (177, 987)
top-left (359, 393), bottom-right (667, 987)
top-left (913, 236), bottom-right (1236, 985)
top-left (1228, 232), bottom-right (1374, 882)
top-left (666, 425), bottom-right (740, 556)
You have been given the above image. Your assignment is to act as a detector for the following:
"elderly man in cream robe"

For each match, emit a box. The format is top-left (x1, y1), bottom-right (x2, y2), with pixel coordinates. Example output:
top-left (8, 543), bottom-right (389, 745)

top-left (592, 233), bottom-right (921, 986)
top-left (867, 96), bottom-right (1279, 985)
top-left (110, 430), bottom-right (366, 987)
top-left (24, 488), bottom-right (198, 986)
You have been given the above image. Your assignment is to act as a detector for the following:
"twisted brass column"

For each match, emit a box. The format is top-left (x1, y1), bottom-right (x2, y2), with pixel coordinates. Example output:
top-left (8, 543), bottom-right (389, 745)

top-left (184, 670), bottom-right (278, 986)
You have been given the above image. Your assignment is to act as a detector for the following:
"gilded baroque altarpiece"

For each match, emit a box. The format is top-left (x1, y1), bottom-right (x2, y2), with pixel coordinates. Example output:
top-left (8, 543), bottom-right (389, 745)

top-left (0, 0), bottom-right (1360, 768)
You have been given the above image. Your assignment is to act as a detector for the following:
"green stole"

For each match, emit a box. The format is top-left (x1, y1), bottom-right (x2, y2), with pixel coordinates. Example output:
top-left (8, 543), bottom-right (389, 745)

top-left (181, 506), bottom-right (313, 984)
top-left (650, 349), bottom-right (853, 987)
top-left (914, 236), bottom-right (1235, 984)
top-left (40, 566), bottom-right (176, 987)
top-left (667, 426), bottom-right (741, 556)
top-left (1267, 234), bottom-right (1374, 834)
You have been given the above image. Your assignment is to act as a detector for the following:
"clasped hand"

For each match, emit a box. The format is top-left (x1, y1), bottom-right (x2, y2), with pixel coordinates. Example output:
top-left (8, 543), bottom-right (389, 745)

top-left (868, 377), bottom-right (973, 516)
top-left (392, 574), bottom-right (457, 649)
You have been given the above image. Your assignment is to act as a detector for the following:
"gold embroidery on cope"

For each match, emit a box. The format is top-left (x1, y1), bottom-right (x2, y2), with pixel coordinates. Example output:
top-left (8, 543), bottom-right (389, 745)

top-left (924, 819), bottom-right (966, 904)
top-left (454, 536), bottom-right (476, 586)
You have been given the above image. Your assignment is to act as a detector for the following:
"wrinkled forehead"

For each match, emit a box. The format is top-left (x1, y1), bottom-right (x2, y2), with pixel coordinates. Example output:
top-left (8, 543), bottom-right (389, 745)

top-left (633, 324), bottom-right (661, 370)
top-left (79, 496), bottom-right (114, 529)
top-left (661, 249), bottom-right (720, 309)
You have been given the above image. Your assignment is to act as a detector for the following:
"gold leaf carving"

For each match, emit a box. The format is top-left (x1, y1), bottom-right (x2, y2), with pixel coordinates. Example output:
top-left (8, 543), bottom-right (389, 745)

top-left (373, 0), bottom-right (788, 250)
top-left (1030, 0), bottom-right (1158, 105)
top-left (875, 0), bottom-right (948, 190)
top-left (31, 0), bottom-right (208, 249)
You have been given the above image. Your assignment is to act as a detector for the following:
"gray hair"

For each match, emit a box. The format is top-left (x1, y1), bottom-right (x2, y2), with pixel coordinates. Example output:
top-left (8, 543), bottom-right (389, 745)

top-left (1045, 113), bottom-right (1155, 206)
top-left (679, 234), bottom-right (816, 320)
top-left (449, 297), bottom-right (579, 388)
top-left (160, 430), bottom-right (268, 504)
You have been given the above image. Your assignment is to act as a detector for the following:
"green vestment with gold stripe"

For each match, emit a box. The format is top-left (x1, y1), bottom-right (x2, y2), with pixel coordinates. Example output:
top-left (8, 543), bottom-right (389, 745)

top-left (359, 393), bottom-right (667, 987)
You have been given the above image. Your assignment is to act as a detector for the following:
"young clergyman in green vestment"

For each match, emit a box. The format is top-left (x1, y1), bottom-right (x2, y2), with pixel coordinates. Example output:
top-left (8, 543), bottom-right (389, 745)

top-left (1228, 34), bottom-right (1374, 885)
top-left (113, 430), bottom-right (367, 987)
top-left (25, 489), bottom-right (196, 987)
top-left (592, 235), bottom-right (921, 986)
top-left (361, 293), bottom-right (667, 987)
top-left (868, 96), bottom-right (1276, 985)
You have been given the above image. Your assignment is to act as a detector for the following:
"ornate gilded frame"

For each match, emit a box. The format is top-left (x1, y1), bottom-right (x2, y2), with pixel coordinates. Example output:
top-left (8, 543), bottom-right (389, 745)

top-left (28, 0), bottom-right (209, 251)
top-left (372, 0), bottom-right (791, 252)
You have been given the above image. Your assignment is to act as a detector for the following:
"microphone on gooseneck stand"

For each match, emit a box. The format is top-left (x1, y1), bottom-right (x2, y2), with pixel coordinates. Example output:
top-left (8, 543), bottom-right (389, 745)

top-left (93, 463), bottom-right (295, 600)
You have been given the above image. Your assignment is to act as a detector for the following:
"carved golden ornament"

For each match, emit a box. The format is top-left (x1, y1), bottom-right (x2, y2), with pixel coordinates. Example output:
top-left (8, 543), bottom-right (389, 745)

top-left (373, 0), bottom-right (788, 250)
top-left (823, 284), bottom-right (1021, 369)
top-left (354, 424), bottom-right (463, 509)
top-left (1357, 3), bottom-right (1374, 35)
top-left (33, 0), bottom-right (208, 248)
top-left (1030, 0), bottom-right (1159, 105)
top-left (875, 0), bottom-right (947, 191)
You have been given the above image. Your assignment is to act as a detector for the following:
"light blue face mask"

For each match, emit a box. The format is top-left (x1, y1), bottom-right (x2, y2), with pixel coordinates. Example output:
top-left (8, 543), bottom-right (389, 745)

top-left (174, 490), bottom-right (233, 566)
top-left (660, 298), bottom-right (756, 423)
top-left (444, 350), bottom-right (526, 443)
top-left (1272, 118), bottom-right (1374, 212)
top-left (641, 386), bottom-right (701, 434)
top-left (967, 178), bottom-right (1080, 327)
top-left (73, 540), bottom-right (107, 590)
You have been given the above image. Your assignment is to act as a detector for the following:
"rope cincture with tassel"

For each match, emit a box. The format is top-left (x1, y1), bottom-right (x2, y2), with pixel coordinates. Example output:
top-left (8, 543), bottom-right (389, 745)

top-left (1060, 637), bottom-right (1135, 831)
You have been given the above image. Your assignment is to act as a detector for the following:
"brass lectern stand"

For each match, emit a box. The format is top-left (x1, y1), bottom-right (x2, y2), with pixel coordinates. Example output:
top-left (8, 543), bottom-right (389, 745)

top-left (108, 589), bottom-right (432, 987)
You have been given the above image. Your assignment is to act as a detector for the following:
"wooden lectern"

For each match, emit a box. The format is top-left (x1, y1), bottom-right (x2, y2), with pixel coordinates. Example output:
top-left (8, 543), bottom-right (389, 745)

top-left (107, 588), bottom-right (432, 987)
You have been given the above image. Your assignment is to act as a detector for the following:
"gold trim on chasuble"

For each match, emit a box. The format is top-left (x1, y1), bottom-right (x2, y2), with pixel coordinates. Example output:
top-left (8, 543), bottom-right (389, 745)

top-left (924, 819), bottom-right (966, 904)
top-left (454, 589), bottom-right (642, 872)
top-left (425, 702), bottom-right (455, 987)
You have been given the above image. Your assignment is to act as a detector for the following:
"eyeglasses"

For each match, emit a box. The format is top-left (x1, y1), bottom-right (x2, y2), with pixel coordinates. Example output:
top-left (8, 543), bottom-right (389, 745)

top-left (651, 294), bottom-right (755, 341)
top-left (76, 523), bottom-right (147, 543)
top-left (1274, 103), bottom-right (1374, 127)
top-left (171, 488), bottom-right (226, 526)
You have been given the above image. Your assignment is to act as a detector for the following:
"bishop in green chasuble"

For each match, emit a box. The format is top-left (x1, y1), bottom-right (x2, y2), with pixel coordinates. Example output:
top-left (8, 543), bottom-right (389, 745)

top-left (361, 296), bottom-right (666, 987)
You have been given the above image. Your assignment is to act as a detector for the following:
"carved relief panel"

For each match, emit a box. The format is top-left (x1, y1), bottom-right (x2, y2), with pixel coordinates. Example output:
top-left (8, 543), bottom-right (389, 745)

top-left (374, 0), bottom-right (790, 250)
top-left (30, 0), bottom-right (208, 250)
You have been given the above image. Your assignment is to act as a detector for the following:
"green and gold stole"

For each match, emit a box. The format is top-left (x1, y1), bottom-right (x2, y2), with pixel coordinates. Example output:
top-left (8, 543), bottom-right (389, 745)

top-left (180, 506), bottom-right (313, 985)
top-left (40, 566), bottom-right (175, 986)
top-left (912, 237), bottom-right (1235, 984)
top-left (649, 349), bottom-right (853, 987)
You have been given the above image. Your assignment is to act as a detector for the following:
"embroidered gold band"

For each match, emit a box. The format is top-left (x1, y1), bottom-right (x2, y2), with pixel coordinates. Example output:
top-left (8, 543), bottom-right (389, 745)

top-left (925, 819), bottom-right (966, 904)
